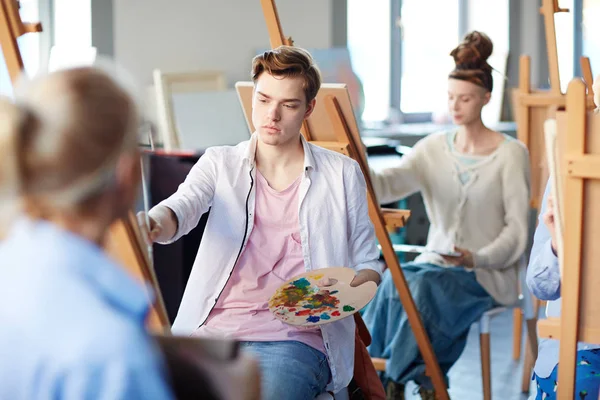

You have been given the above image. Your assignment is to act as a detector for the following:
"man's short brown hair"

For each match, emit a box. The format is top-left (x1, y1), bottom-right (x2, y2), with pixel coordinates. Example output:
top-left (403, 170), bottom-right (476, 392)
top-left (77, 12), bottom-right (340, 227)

top-left (251, 46), bottom-right (322, 104)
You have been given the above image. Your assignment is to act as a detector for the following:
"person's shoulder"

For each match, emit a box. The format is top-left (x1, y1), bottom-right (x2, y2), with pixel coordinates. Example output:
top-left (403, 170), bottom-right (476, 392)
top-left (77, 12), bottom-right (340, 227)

top-left (498, 135), bottom-right (529, 159)
top-left (425, 131), bottom-right (449, 142)
top-left (58, 328), bottom-right (171, 400)
top-left (411, 131), bottom-right (448, 153)
top-left (309, 142), bottom-right (361, 169)
top-left (194, 140), bottom-right (252, 173)
top-left (25, 271), bottom-right (155, 366)
top-left (203, 139), bottom-right (250, 158)
top-left (63, 313), bottom-right (160, 372)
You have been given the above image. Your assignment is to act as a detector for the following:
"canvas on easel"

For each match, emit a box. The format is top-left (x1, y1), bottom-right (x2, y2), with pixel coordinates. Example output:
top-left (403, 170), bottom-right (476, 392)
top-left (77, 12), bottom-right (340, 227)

top-left (153, 68), bottom-right (227, 151)
top-left (543, 119), bottom-right (565, 277)
top-left (537, 78), bottom-right (600, 398)
top-left (236, 81), bottom-right (449, 399)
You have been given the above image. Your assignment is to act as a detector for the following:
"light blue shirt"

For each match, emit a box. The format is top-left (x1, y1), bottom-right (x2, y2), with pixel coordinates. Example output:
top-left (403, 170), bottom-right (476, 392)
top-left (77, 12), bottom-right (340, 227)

top-left (526, 181), bottom-right (600, 377)
top-left (0, 218), bottom-right (174, 400)
top-left (446, 131), bottom-right (510, 184)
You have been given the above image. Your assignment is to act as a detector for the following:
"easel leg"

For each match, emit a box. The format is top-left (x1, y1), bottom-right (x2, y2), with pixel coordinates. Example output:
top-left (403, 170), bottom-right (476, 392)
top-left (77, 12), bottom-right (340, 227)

top-left (324, 95), bottom-right (449, 400)
top-left (480, 332), bottom-right (492, 400)
top-left (0, 0), bottom-right (25, 83)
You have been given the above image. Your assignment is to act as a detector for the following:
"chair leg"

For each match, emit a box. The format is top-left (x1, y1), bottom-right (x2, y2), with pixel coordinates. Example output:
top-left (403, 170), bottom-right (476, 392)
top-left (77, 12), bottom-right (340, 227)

top-left (521, 317), bottom-right (539, 394)
top-left (521, 336), bottom-right (535, 393)
top-left (512, 308), bottom-right (523, 360)
top-left (533, 297), bottom-right (542, 316)
top-left (480, 332), bottom-right (492, 400)
top-left (525, 318), bottom-right (539, 360)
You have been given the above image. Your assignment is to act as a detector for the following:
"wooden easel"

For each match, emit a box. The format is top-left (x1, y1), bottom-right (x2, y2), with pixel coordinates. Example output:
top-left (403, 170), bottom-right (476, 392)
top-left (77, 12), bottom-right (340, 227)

top-left (536, 78), bottom-right (600, 398)
top-left (0, 0), bottom-right (169, 333)
top-left (248, 2), bottom-right (450, 397)
top-left (259, 0), bottom-right (312, 143)
top-left (515, 0), bottom-right (596, 391)
top-left (516, 0), bottom-right (595, 211)
top-left (105, 212), bottom-right (170, 331)
top-left (0, 0), bottom-right (42, 83)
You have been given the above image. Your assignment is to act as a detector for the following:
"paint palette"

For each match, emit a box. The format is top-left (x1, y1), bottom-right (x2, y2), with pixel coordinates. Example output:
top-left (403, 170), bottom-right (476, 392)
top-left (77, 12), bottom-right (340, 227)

top-left (268, 267), bottom-right (377, 326)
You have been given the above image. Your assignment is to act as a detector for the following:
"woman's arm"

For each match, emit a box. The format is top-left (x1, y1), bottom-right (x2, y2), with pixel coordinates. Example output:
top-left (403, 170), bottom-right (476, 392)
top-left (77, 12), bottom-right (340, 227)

top-left (471, 143), bottom-right (531, 270)
top-left (369, 141), bottom-right (424, 205)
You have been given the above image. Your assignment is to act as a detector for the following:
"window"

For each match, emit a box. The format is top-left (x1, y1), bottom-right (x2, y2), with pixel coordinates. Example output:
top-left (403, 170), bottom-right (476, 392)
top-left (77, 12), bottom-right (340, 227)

top-left (347, 0), bottom-right (391, 123)
top-left (53, 0), bottom-right (91, 48)
top-left (347, 0), bottom-right (509, 124)
top-left (49, 0), bottom-right (92, 70)
top-left (397, 0), bottom-right (459, 116)
top-left (582, 0), bottom-right (600, 79)
top-left (467, 0), bottom-right (509, 126)
top-left (555, 0), bottom-right (575, 93)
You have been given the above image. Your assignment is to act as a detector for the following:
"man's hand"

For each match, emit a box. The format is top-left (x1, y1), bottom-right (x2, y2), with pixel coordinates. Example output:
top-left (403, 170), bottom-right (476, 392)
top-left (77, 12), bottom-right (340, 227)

top-left (543, 194), bottom-right (558, 255)
top-left (350, 269), bottom-right (381, 287)
top-left (441, 246), bottom-right (475, 268)
top-left (136, 211), bottom-right (163, 243)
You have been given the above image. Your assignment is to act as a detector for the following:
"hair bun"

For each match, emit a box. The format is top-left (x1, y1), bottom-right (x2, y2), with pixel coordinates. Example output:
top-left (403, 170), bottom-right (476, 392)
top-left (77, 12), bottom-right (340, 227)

top-left (450, 31), bottom-right (493, 70)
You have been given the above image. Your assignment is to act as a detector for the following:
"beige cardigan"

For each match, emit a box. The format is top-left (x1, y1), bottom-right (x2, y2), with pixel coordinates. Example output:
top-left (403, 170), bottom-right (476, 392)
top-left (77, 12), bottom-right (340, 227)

top-left (371, 132), bottom-right (530, 305)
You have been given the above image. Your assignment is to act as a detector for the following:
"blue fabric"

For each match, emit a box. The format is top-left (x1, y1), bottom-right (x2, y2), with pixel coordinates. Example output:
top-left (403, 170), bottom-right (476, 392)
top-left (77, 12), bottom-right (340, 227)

top-left (0, 218), bottom-right (173, 400)
top-left (533, 349), bottom-right (600, 399)
top-left (240, 340), bottom-right (331, 400)
top-left (526, 181), bottom-right (562, 302)
top-left (526, 181), bottom-right (600, 378)
top-left (362, 262), bottom-right (496, 388)
top-left (446, 131), bottom-right (510, 184)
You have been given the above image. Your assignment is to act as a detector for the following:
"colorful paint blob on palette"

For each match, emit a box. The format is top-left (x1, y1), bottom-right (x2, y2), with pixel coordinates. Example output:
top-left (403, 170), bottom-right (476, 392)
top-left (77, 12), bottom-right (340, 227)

top-left (269, 274), bottom-right (357, 324)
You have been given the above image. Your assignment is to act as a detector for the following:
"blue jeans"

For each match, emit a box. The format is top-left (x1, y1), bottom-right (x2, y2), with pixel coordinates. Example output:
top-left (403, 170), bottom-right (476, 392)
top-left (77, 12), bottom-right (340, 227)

top-left (362, 263), bottom-right (496, 389)
top-left (240, 341), bottom-right (331, 400)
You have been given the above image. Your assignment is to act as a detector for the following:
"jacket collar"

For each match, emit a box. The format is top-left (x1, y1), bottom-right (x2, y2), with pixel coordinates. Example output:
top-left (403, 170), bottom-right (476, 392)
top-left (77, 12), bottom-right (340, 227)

top-left (243, 132), bottom-right (316, 172)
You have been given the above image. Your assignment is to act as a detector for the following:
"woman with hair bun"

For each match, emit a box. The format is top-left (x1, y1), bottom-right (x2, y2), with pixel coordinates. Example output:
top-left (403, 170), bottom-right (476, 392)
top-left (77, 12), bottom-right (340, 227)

top-left (0, 67), bottom-right (173, 399)
top-left (362, 31), bottom-right (530, 399)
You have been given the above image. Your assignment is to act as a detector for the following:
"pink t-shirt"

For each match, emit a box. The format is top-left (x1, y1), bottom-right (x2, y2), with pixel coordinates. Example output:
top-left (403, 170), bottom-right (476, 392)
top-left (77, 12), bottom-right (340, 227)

top-left (193, 170), bottom-right (325, 353)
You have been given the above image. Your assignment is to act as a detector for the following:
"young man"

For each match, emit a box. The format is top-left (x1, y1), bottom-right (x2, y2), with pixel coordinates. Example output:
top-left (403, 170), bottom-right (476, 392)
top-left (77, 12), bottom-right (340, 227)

top-left (142, 46), bottom-right (381, 399)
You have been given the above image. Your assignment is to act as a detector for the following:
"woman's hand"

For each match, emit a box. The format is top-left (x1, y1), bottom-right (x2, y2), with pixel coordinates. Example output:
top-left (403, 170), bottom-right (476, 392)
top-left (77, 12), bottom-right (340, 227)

top-left (441, 246), bottom-right (474, 268)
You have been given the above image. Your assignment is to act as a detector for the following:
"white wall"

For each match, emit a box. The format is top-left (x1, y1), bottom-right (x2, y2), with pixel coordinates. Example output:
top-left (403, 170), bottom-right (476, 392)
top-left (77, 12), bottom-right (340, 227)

top-left (113, 0), bottom-right (333, 85)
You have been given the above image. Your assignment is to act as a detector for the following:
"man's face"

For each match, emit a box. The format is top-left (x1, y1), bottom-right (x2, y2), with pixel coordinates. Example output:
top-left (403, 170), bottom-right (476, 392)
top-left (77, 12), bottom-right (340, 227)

top-left (251, 72), bottom-right (315, 147)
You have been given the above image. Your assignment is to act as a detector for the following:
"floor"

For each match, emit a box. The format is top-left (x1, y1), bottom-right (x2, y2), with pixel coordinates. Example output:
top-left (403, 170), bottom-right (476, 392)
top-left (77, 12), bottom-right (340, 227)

top-left (403, 308), bottom-right (537, 400)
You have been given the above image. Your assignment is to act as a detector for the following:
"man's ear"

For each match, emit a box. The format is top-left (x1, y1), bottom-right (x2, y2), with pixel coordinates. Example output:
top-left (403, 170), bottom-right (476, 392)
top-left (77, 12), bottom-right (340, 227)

top-left (304, 98), bottom-right (316, 119)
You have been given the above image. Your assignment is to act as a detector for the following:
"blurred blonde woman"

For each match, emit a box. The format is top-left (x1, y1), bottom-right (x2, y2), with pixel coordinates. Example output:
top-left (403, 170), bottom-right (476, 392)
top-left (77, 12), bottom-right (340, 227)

top-left (0, 67), bottom-right (173, 399)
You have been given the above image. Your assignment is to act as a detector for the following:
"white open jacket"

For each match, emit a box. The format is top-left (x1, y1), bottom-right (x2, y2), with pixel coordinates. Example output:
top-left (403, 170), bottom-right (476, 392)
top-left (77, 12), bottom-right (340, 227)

top-left (154, 133), bottom-right (381, 393)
